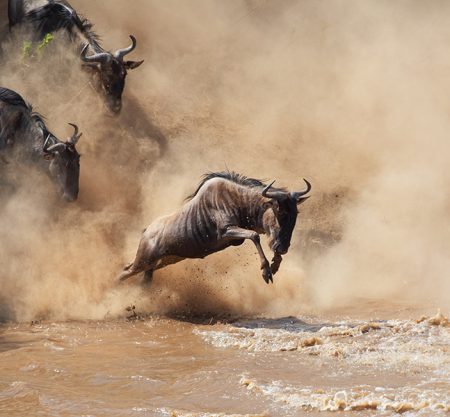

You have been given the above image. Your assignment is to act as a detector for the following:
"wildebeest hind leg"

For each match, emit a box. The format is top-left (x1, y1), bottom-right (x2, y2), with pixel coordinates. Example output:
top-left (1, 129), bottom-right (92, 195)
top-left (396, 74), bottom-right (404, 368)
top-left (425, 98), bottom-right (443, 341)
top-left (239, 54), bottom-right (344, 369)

top-left (118, 262), bottom-right (153, 282)
top-left (118, 236), bottom-right (161, 282)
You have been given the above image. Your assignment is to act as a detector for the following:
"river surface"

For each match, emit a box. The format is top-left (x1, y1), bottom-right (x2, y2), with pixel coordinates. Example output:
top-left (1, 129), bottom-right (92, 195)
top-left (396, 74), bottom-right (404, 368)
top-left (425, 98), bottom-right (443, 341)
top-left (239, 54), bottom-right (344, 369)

top-left (0, 307), bottom-right (448, 417)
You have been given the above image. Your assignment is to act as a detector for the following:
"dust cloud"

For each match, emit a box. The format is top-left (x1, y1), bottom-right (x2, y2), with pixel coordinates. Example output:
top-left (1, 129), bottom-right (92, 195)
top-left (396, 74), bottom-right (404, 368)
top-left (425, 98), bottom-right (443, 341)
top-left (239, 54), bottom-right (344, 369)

top-left (0, 0), bottom-right (448, 322)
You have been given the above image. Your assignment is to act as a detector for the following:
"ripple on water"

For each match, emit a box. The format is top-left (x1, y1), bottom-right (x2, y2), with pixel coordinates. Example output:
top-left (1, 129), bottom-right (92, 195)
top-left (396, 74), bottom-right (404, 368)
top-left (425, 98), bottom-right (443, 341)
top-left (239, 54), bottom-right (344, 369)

top-left (0, 381), bottom-right (38, 400)
top-left (158, 410), bottom-right (267, 417)
top-left (0, 381), bottom-right (43, 415)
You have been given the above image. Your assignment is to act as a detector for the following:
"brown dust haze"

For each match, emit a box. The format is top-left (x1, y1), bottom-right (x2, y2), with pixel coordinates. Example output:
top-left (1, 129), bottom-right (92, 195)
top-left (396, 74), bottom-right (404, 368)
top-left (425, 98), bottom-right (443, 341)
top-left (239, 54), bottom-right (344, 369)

top-left (0, 0), bottom-right (448, 322)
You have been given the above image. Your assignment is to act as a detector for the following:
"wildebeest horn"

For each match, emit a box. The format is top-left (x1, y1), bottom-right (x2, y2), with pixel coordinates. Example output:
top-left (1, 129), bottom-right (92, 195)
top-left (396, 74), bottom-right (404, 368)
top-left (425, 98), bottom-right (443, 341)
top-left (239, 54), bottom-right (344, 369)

top-left (114, 35), bottom-right (137, 60)
top-left (291, 179), bottom-right (312, 201)
top-left (80, 44), bottom-right (111, 64)
top-left (43, 134), bottom-right (52, 151)
top-left (46, 142), bottom-right (66, 153)
top-left (262, 180), bottom-right (276, 197)
top-left (68, 123), bottom-right (82, 145)
top-left (262, 180), bottom-right (289, 201)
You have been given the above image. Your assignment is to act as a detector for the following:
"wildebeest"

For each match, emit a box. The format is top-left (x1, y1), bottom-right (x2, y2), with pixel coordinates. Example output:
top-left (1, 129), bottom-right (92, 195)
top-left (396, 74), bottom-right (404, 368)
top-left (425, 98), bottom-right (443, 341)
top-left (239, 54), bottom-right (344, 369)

top-left (8, 0), bottom-right (144, 114)
top-left (118, 171), bottom-right (311, 285)
top-left (0, 87), bottom-right (81, 201)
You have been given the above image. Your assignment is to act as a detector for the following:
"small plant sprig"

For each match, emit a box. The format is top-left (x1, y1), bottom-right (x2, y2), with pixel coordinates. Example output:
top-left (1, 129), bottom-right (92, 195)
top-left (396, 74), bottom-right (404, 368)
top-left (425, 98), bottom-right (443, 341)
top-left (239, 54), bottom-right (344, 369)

top-left (21, 33), bottom-right (54, 60)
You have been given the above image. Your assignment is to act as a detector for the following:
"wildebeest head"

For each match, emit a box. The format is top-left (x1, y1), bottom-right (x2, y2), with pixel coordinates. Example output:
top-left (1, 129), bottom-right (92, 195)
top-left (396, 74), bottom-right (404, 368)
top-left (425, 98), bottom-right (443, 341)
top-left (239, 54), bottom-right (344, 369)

top-left (262, 179), bottom-right (311, 255)
top-left (80, 35), bottom-right (144, 114)
top-left (41, 123), bottom-right (82, 202)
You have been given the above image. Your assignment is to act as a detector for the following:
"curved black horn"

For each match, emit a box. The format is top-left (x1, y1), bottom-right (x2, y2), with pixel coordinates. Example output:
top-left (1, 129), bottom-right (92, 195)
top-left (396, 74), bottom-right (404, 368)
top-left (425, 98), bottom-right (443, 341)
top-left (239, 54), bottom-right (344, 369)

top-left (80, 43), bottom-right (111, 64)
top-left (262, 180), bottom-right (276, 198)
top-left (114, 35), bottom-right (137, 60)
top-left (291, 179), bottom-right (312, 201)
top-left (68, 123), bottom-right (82, 145)
top-left (262, 180), bottom-right (288, 201)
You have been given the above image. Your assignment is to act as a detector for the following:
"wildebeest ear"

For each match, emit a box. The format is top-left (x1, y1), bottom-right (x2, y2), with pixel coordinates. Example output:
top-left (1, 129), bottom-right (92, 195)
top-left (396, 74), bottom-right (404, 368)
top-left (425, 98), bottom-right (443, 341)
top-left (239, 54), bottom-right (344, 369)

top-left (125, 60), bottom-right (144, 70)
top-left (296, 196), bottom-right (310, 205)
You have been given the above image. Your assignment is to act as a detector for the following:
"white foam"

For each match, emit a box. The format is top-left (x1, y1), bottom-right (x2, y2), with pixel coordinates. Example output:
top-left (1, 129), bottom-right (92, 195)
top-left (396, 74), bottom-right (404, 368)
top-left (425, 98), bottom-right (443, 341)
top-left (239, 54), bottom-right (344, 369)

top-left (240, 376), bottom-right (450, 414)
top-left (195, 317), bottom-right (450, 373)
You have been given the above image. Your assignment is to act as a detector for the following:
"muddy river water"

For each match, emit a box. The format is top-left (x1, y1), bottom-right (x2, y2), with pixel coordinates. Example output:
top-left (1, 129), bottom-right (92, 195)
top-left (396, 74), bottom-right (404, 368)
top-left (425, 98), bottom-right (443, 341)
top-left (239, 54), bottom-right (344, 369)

top-left (0, 306), bottom-right (448, 417)
top-left (1, 0), bottom-right (450, 415)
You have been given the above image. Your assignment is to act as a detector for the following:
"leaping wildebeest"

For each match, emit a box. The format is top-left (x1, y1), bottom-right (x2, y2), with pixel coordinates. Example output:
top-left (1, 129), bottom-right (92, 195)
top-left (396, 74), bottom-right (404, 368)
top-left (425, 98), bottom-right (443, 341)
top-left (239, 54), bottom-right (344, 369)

top-left (8, 0), bottom-right (144, 114)
top-left (0, 87), bottom-right (82, 201)
top-left (118, 171), bottom-right (311, 285)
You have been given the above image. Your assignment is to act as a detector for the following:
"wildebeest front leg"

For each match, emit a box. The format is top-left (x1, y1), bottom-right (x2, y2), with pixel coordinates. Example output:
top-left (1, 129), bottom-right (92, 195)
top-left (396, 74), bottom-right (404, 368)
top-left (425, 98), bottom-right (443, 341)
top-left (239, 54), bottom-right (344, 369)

top-left (222, 226), bottom-right (273, 284)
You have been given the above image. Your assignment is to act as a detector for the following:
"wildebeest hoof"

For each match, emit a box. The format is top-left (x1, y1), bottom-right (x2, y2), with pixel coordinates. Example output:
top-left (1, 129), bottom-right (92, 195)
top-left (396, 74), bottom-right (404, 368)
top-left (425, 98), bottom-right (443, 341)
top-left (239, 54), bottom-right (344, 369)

top-left (118, 272), bottom-right (131, 282)
top-left (270, 262), bottom-right (280, 275)
top-left (141, 270), bottom-right (154, 287)
top-left (123, 262), bottom-right (133, 271)
top-left (270, 254), bottom-right (282, 275)
top-left (262, 267), bottom-right (273, 284)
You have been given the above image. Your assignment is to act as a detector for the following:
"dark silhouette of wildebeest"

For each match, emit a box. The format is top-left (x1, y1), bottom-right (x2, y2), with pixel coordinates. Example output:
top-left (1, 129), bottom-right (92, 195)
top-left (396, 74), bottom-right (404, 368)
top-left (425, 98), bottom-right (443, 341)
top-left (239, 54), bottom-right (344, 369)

top-left (7, 0), bottom-right (144, 114)
top-left (118, 171), bottom-right (311, 285)
top-left (0, 87), bottom-right (82, 201)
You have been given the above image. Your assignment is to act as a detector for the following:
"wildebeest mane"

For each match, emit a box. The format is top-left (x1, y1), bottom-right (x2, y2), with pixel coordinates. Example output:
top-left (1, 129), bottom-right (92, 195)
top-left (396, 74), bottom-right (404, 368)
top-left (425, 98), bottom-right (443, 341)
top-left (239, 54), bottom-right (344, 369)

top-left (24, 0), bottom-right (101, 49)
top-left (0, 87), bottom-right (50, 142)
top-left (0, 86), bottom-right (28, 108)
top-left (187, 170), bottom-right (287, 200)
